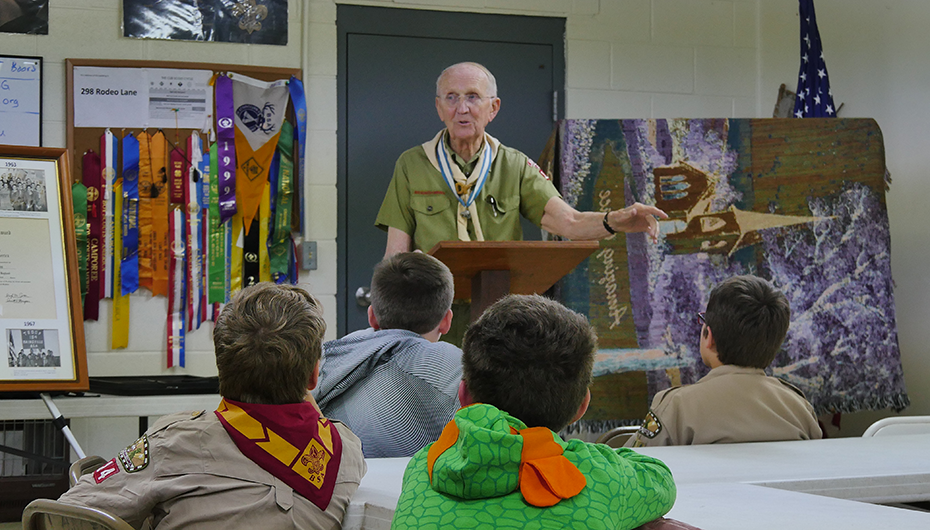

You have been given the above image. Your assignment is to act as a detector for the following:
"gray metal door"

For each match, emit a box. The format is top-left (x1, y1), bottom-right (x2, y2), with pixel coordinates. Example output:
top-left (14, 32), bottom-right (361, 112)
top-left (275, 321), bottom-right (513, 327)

top-left (337, 6), bottom-right (565, 335)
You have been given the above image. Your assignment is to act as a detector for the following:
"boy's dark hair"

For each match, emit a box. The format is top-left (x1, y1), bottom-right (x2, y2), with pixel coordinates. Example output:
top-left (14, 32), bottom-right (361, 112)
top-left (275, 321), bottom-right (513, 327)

top-left (704, 275), bottom-right (790, 368)
top-left (370, 252), bottom-right (454, 334)
top-left (214, 283), bottom-right (325, 404)
top-left (462, 294), bottom-right (597, 432)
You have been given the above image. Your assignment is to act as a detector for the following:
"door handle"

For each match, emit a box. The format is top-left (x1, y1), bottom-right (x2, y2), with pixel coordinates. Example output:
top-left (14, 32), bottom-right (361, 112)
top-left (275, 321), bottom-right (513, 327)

top-left (355, 286), bottom-right (371, 307)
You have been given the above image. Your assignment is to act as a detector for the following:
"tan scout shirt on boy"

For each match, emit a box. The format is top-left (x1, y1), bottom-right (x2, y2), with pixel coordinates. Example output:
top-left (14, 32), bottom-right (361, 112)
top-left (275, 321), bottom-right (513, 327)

top-left (628, 364), bottom-right (822, 447)
top-left (60, 410), bottom-right (366, 530)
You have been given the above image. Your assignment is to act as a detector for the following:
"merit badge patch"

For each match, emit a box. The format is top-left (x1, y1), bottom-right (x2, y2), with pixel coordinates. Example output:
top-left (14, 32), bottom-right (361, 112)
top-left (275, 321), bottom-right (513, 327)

top-left (118, 436), bottom-right (150, 473)
top-left (638, 411), bottom-right (663, 439)
top-left (93, 458), bottom-right (120, 484)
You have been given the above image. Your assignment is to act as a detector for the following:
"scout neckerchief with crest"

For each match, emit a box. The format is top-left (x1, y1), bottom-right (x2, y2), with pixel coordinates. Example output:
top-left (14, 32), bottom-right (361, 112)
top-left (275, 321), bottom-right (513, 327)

top-left (422, 129), bottom-right (500, 242)
top-left (215, 398), bottom-right (343, 510)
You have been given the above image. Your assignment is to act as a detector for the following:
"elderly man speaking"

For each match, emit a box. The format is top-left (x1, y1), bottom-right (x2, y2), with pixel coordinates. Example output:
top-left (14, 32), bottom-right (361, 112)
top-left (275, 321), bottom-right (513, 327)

top-left (375, 61), bottom-right (667, 257)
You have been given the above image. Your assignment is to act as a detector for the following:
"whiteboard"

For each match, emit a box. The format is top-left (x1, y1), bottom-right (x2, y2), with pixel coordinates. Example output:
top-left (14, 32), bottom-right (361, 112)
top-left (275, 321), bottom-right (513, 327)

top-left (0, 55), bottom-right (42, 147)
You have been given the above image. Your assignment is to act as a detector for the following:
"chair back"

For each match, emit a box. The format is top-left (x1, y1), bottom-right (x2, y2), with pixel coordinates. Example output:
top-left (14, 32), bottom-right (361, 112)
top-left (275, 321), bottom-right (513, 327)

top-left (862, 416), bottom-right (930, 437)
top-left (596, 426), bottom-right (641, 448)
top-left (69, 455), bottom-right (108, 487)
top-left (22, 499), bottom-right (134, 530)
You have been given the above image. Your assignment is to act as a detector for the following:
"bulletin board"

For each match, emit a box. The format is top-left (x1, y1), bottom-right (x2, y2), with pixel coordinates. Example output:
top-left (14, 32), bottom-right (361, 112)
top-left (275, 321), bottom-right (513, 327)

top-left (66, 59), bottom-right (301, 186)
top-left (62, 58), bottom-right (303, 363)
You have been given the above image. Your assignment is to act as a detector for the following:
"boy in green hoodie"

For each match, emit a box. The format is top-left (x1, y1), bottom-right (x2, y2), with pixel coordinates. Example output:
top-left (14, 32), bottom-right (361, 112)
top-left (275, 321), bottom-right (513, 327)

top-left (391, 294), bottom-right (676, 530)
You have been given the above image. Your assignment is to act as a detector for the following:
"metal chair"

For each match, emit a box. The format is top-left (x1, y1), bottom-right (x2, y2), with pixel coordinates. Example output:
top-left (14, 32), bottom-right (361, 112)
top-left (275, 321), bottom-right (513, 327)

top-left (595, 426), bottom-right (641, 448)
top-left (862, 416), bottom-right (930, 437)
top-left (21, 499), bottom-right (134, 530)
top-left (69, 455), bottom-right (108, 487)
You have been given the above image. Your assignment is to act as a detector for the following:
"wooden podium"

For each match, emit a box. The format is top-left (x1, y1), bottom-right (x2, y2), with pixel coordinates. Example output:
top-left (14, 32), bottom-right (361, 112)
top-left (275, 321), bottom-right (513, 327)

top-left (428, 240), bottom-right (600, 322)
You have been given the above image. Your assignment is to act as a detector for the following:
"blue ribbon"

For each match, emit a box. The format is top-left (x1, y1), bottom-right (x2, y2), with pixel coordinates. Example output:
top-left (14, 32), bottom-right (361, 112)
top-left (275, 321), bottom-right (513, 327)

top-left (121, 133), bottom-right (140, 296)
top-left (288, 76), bottom-right (307, 233)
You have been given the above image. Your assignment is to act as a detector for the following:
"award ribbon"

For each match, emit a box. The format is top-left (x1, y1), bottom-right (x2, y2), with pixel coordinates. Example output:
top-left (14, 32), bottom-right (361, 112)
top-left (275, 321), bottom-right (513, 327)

top-left (259, 179), bottom-right (272, 284)
top-left (186, 133), bottom-right (203, 331)
top-left (137, 132), bottom-right (153, 292)
top-left (167, 206), bottom-right (186, 368)
top-left (243, 218), bottom-right (260, 288)
top-left (230, 213), bottom-right (244, 296)
top-left (72, 180), bottom-right (88, 306)
top-left (111, 179), bottom-right (130, 349)
top-left (121, 133), bottom-right (140, 296)
top-left (102, 129), bottom-right (117, 299)
top-left (190, 133), bottom-right (208, 328)
top-left (150, 131), bottom-right (170, 297)
top-left (82, 149), bottom-right (103, 321)
top-left (215, 74), bottom-right (238, 224)
top-left (288, 76), bottom-right (307, 232)
top-left (207, 142), bottom-right (226, 304)
top-left (270, 121), bottom-right (294, 280)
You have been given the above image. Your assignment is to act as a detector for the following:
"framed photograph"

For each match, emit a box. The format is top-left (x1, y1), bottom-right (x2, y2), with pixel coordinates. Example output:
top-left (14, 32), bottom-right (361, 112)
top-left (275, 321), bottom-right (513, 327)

top-left (0, 146), bottom-right (88, 392)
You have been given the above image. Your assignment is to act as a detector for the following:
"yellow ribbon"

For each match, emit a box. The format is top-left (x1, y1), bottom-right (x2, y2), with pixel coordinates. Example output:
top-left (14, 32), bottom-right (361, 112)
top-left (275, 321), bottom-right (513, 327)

top-left (111, 180), bottom-right (130, 349)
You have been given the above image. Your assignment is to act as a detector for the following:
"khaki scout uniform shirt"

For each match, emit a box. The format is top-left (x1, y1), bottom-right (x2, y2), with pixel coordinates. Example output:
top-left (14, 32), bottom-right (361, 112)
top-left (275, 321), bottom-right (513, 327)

top-left (375, 132), bottom-right (561, 252)
top-left (628, 364), bottom-right (822, 447)
top-left (60, 410), bottom-right (366, 530)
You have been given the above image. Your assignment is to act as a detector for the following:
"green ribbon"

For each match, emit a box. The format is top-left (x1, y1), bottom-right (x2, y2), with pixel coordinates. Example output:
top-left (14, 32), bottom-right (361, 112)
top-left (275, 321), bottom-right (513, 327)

top-left (208, 142), bottom-right (226, 303)
top-left (270, 121), bottom-right (294, 280)
top-left (72, 182), bottom-right (88, 304)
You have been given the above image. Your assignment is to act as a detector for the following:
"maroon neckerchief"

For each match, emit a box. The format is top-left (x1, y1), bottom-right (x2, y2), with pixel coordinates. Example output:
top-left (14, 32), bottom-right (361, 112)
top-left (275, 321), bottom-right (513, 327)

top-left (215, 398), bottom-right (343, 510)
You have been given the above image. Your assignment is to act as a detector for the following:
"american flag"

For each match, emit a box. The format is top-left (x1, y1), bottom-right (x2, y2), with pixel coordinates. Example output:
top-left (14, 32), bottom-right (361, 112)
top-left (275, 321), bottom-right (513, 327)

top-left (793, 0), bottom-right (835, 118)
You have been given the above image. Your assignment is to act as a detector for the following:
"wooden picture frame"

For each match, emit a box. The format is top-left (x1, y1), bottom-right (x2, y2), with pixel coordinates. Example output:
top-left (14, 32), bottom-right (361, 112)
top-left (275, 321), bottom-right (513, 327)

top-left (0, 146), bottom-right (88, 392)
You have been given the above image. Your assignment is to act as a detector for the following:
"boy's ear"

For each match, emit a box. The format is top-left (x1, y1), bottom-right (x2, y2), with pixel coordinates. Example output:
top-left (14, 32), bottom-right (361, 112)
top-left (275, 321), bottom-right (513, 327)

top-left (570, 389), bottom-right (591, 424)
top-left (368, 306), bottom-right (380, 330)
top-left (308, 361), bottom-right (320, 391)
top-left (703, 325), bottom-right (716, 349)
top-left (438, 308), bottom-right (454, 335)
top-left (458, 380), bottom-right (473, 407)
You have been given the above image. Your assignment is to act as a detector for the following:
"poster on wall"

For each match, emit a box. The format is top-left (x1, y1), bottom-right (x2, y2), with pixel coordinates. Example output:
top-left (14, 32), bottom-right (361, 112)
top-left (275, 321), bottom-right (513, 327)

top-left (0, 55), bottom-right (42, 147)
top-left (122, 0), bottom-right (288, 45)
top-left (0, 0), bottom-right (48, 35)
top-left (0, 146), bottom-right (87, 392)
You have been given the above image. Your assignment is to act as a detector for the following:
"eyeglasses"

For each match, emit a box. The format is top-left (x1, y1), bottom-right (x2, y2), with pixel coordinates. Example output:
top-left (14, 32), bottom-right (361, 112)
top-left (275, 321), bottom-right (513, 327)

top-left (697, 312), bottom-right (706, 325)
top-left (438, 93), bottom-right (496, 108)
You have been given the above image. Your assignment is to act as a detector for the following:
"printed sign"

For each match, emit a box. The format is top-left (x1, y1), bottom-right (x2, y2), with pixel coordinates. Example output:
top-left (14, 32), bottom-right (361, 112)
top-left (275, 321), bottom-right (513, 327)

top-left (0, 56), bottom-right (42, 147)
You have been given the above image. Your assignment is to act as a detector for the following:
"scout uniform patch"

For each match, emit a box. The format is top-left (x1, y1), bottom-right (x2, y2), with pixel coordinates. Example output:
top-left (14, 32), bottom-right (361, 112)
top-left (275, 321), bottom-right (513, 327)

top-left (93, 458), bottom-right (121, 483)
top-left (526, 158), bottom-right (550, 181)
top-left (638, 411), bottom-right (663, 439)
top-left (118, 435), bottom-right (150, 472)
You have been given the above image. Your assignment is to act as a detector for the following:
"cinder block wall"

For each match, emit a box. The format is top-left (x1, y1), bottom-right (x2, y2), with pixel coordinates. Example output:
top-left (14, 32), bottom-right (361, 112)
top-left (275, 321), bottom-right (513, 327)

top-left (4, 0), bottom-right (929, 456)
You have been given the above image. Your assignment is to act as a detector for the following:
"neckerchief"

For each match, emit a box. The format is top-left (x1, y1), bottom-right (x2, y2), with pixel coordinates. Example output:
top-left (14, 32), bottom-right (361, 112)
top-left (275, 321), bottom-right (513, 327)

top-left (422, 130), bottom-right (499, 242)
top-left (215, 398), bottom-right (343, 511)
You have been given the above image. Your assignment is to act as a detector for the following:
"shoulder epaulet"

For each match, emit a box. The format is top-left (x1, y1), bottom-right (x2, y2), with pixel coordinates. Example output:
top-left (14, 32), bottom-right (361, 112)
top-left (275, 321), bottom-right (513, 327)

top-left (774, 377), bottom-right (807, 398)
top-left (651, 385), bottom-right (684, 407)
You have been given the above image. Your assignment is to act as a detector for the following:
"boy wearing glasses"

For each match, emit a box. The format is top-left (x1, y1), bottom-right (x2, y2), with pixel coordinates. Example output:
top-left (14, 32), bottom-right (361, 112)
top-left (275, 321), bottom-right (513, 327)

top-left (627, 275), bottom-right (822, 447)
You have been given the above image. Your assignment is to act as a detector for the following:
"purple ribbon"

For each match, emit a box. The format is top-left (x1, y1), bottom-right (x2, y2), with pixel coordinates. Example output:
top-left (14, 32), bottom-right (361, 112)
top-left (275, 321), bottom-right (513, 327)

top-left (215, 75), bottom-right (237, 224)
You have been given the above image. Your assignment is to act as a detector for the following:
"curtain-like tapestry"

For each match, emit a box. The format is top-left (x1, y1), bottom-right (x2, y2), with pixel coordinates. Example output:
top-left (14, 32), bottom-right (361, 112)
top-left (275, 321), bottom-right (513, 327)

top-left (552, 119), bottom-right (907, 429)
